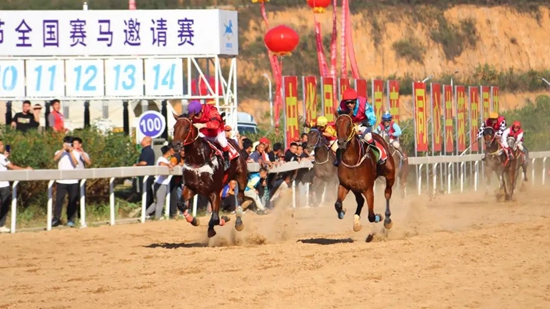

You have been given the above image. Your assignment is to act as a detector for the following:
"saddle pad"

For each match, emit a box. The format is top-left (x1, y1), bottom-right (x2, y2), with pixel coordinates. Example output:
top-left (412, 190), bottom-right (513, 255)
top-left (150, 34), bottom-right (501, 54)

top-left (372, 140), bottom-right (388, 162)
top-left (204, 140), bottom-right (240, 159)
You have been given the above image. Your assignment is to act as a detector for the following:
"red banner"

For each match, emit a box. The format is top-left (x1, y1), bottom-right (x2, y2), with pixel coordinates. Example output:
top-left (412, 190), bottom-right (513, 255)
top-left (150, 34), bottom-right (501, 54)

top-left (456, 86), bottom-right (467, 152)
top-left (387, 80), bottom-right (400, 124)
top-left (371, 79), bottom-right (384, 128)
top-left (444, 85), bottom-right (454, 153)
top-left (431, 83), bottom-right (442, 152)
top-left (284, 76), bottom-right (299, 149)
top-left (355, 79), bottom-right (368, 100)
top-left (414, 82), bottom-right (428, 152)
top-left (469, 87), bottom-right (480, 152)
top-left (491, 86), bottom-right (499, 113)
top-left (481, 86), bottom-right (490, 121)
top-left (339, 78), bottom-right (350, 101)
top-left (322, 77), bottom-right (335, 123)
top-left (303, 76), bottom-right (317, 126)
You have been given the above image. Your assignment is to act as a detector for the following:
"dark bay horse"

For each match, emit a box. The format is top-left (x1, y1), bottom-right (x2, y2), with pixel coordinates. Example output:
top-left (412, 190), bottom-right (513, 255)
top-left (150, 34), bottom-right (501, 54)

top-left (334, 114), bottom-right (396, 241)
top-left (172, 115), bottom-right (248, 237)
top-left (305, 128), bottom-right (338, 205)
top-left (378, 130), bottom-right (410, 198)
top-left (482, 127), bottom-right (518, 201)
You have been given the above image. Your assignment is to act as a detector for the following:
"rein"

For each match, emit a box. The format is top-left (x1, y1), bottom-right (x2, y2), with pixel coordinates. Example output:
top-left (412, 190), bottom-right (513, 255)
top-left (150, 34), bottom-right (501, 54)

top-left (178, 118), bottom-right (199, 146)
top-left (337, 114), bottom-right (370, 168)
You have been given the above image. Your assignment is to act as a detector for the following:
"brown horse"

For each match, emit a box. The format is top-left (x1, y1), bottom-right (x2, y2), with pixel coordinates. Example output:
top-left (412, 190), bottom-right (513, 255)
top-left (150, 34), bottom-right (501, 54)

top-left (172, 115), bottom-right (248, 238)
top-left (305, 128), bottom-right (338, 205)
top-left (482, 127), bottom-right (517, 201)
top-left (378, 130), bottom-right (410, 198)
top-left (334, 114), bottom-right (396, 241)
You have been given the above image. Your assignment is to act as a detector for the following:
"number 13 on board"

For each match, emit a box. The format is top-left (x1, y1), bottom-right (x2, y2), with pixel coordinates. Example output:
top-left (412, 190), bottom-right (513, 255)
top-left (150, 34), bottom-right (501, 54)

top-left (144, 59), bottom-right (183, 96)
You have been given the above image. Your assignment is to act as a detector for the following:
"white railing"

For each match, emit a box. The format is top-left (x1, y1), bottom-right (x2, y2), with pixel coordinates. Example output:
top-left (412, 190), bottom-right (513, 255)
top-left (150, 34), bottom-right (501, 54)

top-left (2, 152), bottom-right (550, 234)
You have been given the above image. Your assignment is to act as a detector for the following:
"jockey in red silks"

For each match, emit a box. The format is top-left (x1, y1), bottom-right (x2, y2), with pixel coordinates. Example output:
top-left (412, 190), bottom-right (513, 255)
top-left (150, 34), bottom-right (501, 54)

top-left (477, 111), bottom-right (507, 160)
top-left (335, 88), bottom-right (377, 166)
top-left (502, 120), bottom-right (528, 160)
top-left (187, 100), bottom-right (237, 170)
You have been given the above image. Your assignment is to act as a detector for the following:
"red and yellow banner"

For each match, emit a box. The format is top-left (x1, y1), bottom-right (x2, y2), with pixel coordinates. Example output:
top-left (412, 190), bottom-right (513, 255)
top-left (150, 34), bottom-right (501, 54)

top-left (414, 82), bottom-right (428, 152)
top-left (283, 76), bottom-right (299, 149)
top-left (444, 85), bottom-right (454, 153)
top-left (303, 76), bottom-right (317, 126)
top-left (322, 77), bottom-right (335, 123)
top-left (481, 86), bottom-right (490, 121)
top-left (431, 83), bottom-right (442, 152)
top-left (387, 80), bottom-right (400, 124)
top-left (491, 86), bottom-right (499, 113)
top-left (469, 86), bottom-right (480, 152)
top-left (371, 79), bottom-right (384, 128)
top-left (456, 86), bottom-right (467, 152)
top-left (339, 78), bottom-right (350, 101)
top-left (355, 79), bottom-right (368, 100)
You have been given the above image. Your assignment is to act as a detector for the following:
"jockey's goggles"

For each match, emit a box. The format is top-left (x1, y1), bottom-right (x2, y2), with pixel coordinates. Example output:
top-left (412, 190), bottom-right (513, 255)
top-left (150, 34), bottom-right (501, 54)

top-left (345, 100), bottom-right (356, 105)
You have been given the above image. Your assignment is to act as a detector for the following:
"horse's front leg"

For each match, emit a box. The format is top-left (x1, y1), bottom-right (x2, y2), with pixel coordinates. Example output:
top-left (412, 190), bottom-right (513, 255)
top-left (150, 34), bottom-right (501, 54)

top-left (334, 184), bottom-right (349, 219)
top-left (181, 186), bottom-right (200, 226)
top-left (352, 191), bottom-right (364, 232)
top-left (364, 185), bottom-right (382, 224)
top-left (384, 174), bottom-right (395, 230)
top-left (207, 191), bottom-right (230, 238)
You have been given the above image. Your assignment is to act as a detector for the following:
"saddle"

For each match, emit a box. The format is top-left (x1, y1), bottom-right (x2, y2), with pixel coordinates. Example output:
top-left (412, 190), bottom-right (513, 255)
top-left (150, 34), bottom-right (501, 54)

top-left (359, 138), bottom-right (388, 164)
top-left (204, 140), bottom-right (240, 161)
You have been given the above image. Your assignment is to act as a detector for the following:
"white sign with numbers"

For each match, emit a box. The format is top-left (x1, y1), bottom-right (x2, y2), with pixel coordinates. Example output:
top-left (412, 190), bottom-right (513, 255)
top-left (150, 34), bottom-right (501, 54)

top-left (144, 58), bottom-right (183, 96)
top-left (65, 59), bottom-right (105, 97)
top-left (105, 59), bottom-right (144, 97)
top-left (0, 60), bottom-right (26, 98)
top-left (25, 60), bottom-right (66, 98)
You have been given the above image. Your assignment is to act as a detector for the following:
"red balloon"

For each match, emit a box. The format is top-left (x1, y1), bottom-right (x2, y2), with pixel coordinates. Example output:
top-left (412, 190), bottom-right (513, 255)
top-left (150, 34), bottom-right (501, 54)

top-left (264, 25), bottom-right (300, 56)
top-left (307, 0), bottom-right (331, 13)
top-left (191, 76), bottom-right (223, 96)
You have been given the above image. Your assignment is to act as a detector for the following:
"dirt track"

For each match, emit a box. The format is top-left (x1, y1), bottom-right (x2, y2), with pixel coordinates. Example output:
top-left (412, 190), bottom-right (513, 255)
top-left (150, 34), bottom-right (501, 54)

top-left (2, 185), bottom-right (550, 309)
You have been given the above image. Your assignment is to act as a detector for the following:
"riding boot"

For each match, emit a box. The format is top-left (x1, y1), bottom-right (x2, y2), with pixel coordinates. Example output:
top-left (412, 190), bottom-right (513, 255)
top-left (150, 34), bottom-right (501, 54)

top-left (333, 149), bottom-right (341, 167)
top-left (222, 151), bottom-right (230, 171)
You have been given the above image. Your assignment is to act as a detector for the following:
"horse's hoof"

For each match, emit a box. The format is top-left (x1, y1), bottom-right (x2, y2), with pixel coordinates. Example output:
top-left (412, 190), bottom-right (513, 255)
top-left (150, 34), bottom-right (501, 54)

top-left (221, 215), bottom-right (231, 224)
top-left (207, 229), bottom-right (216, 238)
top-left (353, 215), bottom-right (362, 232)
top-left (338, 212), bottom-right (345, 220)
top-left (365, 234), bottom-right (374, 243)
top-left (190, 217), bottom-right (200, 227)
top-left (235, 217), bottom-right (244, 232)
top-left (374, 214), bottom-right (383, 223)
top-left (384, 219), bottom-right (393, 230)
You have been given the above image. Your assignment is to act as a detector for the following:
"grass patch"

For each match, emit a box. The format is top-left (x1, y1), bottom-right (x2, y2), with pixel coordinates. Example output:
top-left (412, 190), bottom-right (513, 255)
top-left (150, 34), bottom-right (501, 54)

top-left (430, 16), bottom-right (479, 60)
top-left (392, 36), bottom-right (426, 64)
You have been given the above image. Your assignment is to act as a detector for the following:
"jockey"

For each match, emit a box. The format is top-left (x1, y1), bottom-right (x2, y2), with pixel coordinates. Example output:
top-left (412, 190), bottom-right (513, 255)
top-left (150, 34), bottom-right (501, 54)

top-left (313, 116), bottom-right (338, 149)
top-left (375, 111), bottom-right (406, 161)
top-left (187, 100), bottom-right (237, 170)
top-left (335, 88), bottom-right (377, 166)
top-left (502, 120), bottom-right (528, 160)
top-left (478, 111), bottom-right (507, 161)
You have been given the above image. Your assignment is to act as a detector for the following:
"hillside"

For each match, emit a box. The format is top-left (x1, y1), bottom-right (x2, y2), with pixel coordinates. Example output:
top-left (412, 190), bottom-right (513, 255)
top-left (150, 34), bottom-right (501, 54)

top-left (236, 4), bottom-right (550, 122)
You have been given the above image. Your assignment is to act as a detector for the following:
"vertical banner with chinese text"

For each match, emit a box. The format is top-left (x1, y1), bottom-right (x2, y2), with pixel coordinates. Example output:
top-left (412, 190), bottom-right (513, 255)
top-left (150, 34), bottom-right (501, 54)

top-left (302, 76), bottom-right (317, 126)
top-left (491, 86), bottom-right (499, 113)
top-left (339, 78), bottom-right (350, 101)
top-left (321, 77), bottom-right (335, 123)
top-left (355, 79), bottom-right (368, 100)
top-left (456, 86), bottom-right (467, 152)
top-left (283, 76), bottom-right (299, 149)
top-left (431, 83), bottom-right (442, 152)
top-left (444, 85), bottom-right (454, 153)
top-left (481, 86), bottom-right (491, 121)
top-left (469, 86), bottom-right (480, 152)
top-left (371, 79), bottom-right (384, 128)
top-left (413, 82), bottom-right (428, 152)
top-left (387, 80), bottom-right (400, 124)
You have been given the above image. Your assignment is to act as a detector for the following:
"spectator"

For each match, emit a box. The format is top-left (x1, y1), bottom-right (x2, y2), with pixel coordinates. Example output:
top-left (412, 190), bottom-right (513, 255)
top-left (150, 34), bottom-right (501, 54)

top-left (224, 125), bottom-right (237, 143)
top-left (284, 142), bottom-right (299, 162)
top-left (244, 167), bottom-right (268, 214)
top-left (134, 136), bottom-right (155, 209)
top-left (52, 136), bottom-right (80, 227)
top-left (47, 99), bottom-right (67, 133)
top-left (146, 145), bottom-right (175, 220)
top-left (72, 137), bottom-right (92, 169)
top-left (271, 142), bottom-right (285, 162)
top-left (11, 100), bottom-right (40, 132)
top-left (241, 138), bottom-right (254, 162)
top-left (249, 142), bottom-right (271, 167)
top-left (296, 144), bottom-right (311, 161)
top-left (0, 139), bottom-right (33, 233)
top-left (270, 172), bottom-right (293, 207)
top-left (169, 148), bottom-right (185, 218)
top-left (220, 180), bottom-right (237, 212)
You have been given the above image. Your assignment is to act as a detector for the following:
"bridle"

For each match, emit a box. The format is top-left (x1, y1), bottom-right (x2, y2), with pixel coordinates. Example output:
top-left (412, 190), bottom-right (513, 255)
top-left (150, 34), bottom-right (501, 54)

top-left (308, 128), bottom-right (331, 165)
top-left (336, 114), bottom-right (356, 149)
top-left (174, 117), bottom-right (198, 150)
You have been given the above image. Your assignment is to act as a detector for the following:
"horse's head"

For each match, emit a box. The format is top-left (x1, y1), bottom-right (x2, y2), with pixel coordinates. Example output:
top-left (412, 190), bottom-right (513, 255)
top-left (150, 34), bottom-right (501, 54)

top-left (507, 136), bottom-right (516, 150)
top-left (172, 113), bottom-right (198, 151)
top-left (306, 128), bottom-right (323, 152)
top-left (379, 130), bottom-right (391, 143)
top-left (335, 114), bottom-right (355, 150)
top-left (483, 127), bottom-right (496, 147)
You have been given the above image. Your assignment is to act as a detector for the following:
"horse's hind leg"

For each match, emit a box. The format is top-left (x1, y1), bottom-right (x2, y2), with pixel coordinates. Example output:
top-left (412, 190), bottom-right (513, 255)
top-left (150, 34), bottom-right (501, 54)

top-left (207, 191), bottom-right (229, 238)
top-left (234, 165), bottom-right (247, 232)
top-left (334, 185), bottom-right (349, 219)
top-left (181, 186), bottom-right (199, 226)
top-left (352, 191), bottom-right (364, 232)
top-left (384, 175), bottom-right (395, 230)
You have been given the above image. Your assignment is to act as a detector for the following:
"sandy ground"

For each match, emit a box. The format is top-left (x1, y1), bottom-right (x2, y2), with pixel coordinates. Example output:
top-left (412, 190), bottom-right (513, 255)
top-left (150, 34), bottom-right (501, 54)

top-left (2, 185), bottom-right (550, 309)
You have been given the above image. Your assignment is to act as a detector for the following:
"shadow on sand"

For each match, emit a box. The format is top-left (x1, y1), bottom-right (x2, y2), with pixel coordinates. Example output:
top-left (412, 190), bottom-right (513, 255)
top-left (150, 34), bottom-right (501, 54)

top-left (144, 242), bottom-right (208, 249)
top-left (297, 238), bottom-right (354, 245)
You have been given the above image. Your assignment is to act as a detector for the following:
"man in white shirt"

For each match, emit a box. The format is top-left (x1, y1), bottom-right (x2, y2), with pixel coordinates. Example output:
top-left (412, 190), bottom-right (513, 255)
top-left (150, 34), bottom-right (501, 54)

top-left (146, 145), bottom-right (174, 219)
top-left (52, 136), bottom-right (80, 227)
top-left (0, 139), bottom-right (33, 233)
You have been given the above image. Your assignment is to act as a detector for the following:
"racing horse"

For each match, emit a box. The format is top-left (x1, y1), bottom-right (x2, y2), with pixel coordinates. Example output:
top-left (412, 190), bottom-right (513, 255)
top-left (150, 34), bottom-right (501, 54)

top-left (482, 127), bottom-right (517, 201)
top-left (333, 114), bottom-right (396, 241)
top-left (172, 115), bottom-right (248, 238)
top-left (305, 128), bottom-right (338, 205)
top-left (378, 130), bottom-right (410, 198)
top-left (508, 136), bottom-right (528, 192)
